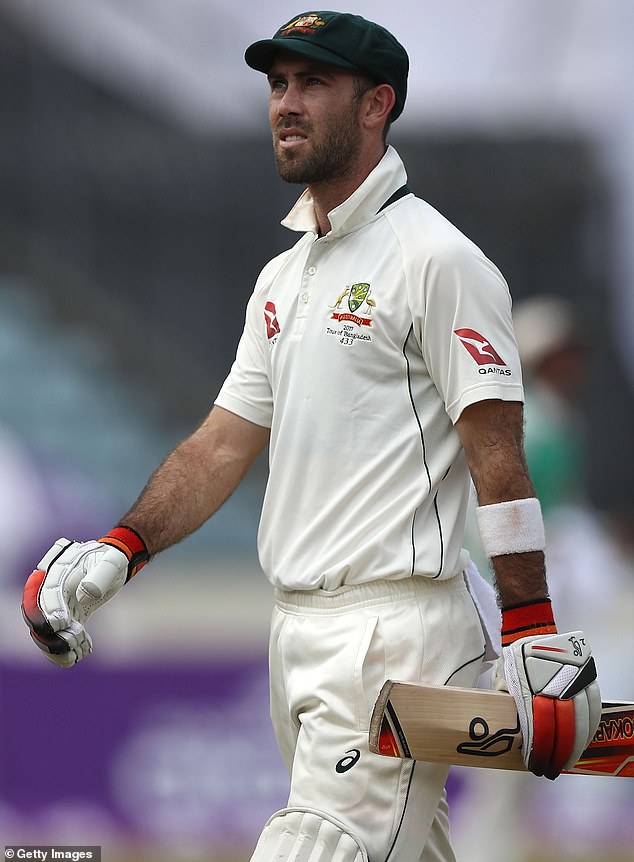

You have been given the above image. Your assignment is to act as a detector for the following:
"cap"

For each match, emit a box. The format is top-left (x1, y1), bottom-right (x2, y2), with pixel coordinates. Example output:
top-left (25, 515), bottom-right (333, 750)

top-left (245, 11), bottom-right (409, 121)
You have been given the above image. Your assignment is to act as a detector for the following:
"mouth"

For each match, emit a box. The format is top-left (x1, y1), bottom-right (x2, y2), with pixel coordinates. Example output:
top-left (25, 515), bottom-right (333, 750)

top-left (278, 130), bottom-right (308, 149)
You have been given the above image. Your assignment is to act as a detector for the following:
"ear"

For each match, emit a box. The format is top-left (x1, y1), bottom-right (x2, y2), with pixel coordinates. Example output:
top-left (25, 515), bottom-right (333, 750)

top-left (361, 83), bottom-right (396, 131)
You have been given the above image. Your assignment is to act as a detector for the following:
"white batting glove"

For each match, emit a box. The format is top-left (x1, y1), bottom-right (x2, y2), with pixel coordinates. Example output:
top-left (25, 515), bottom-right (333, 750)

top-left (493, 630), bottom-right (601, 779)
top-left (22, 528), bottom-right (149, 668)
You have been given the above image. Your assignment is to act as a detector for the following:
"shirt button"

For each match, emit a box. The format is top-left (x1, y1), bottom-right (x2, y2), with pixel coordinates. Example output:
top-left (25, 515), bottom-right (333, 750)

top-left (302, 293), bottom-right (310, 303)
top-left (307, 266), bottom-right (316, 275)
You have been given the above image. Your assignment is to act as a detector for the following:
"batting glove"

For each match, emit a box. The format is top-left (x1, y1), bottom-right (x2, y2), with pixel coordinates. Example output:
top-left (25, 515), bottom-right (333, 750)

top-left (492, 600), bottom-right (601, 779)
top-left (22, 527), bottom-right (149, 668)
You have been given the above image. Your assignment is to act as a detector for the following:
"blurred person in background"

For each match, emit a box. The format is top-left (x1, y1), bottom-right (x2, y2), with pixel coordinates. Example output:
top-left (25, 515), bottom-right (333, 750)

top-left (515, 295), bottom-right (588, 515)
top-left (454, 295), bottom-right (634, 861)
top-left (514, 296), bottom-right (632, 665)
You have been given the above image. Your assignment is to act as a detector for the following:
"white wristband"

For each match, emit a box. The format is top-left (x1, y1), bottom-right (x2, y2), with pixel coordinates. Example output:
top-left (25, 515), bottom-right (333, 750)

top-left (476, 497), bottom-right (546, 558)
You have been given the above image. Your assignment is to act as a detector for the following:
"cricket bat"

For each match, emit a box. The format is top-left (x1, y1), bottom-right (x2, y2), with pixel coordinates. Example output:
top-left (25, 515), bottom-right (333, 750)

top-left (369, 681), bottom-right (634, 777)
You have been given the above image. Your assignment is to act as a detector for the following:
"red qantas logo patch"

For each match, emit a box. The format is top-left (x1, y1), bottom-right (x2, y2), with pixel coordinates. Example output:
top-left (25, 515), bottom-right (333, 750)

top-left (264, 302), bottom-right (281, 339)
top-left (454, 328), bottom-right (506, 366)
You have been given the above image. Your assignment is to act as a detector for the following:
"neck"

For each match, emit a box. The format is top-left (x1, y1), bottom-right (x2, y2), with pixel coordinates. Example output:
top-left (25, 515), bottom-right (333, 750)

top-left (308, 144), bottom-right (387, 235)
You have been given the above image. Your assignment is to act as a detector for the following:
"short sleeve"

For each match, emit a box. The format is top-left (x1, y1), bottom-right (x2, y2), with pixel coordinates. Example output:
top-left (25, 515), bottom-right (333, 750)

top-left (215, 287), bottom-right (273, 428)
top-left (411, 236), bottom-right (524, 423)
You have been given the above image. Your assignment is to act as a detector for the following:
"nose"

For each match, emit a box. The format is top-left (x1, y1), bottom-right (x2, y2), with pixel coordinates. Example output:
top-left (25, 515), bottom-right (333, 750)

top-left (274, 84), bottom-right (302, 117)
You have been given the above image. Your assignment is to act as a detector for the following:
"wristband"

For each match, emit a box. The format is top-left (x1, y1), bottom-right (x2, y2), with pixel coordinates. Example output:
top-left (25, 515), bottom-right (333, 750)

top-left (99, 526), bottom-right (150, 582)
top-left (501, 598), bottom-right (557, 647)
top-left (476, 497), bottom-right (546, 558)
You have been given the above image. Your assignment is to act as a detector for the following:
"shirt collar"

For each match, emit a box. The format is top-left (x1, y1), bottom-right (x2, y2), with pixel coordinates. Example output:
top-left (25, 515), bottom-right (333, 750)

top-left (281, 146), bottom-right (408, 238)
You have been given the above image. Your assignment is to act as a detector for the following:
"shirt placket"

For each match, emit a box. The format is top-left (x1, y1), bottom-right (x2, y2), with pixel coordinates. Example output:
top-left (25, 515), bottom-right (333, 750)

top-left (292, 240), bottom-right (323, 340)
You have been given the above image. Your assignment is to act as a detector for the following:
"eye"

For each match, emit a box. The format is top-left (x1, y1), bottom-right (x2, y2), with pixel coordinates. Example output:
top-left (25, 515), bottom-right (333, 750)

top-left (268, 78), bottom-right (286, 92)
top-left (306, 77), bottom-right (323, 86)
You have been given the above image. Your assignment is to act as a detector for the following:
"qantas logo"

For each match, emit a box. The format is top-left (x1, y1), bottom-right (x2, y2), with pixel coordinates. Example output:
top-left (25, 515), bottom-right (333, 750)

top-left (454, 328), bottom-right (508, 369)
top-left (264, 301), bottom-right (281, 340)
top-left (454, 328), bottom-right (505, 365)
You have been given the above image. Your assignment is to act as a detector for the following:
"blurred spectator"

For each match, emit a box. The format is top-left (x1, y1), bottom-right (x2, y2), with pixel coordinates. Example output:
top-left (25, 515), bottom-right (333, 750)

top-left (512, 296), bottom-right (632, 660)
top-left (513, 296), bottom-right (589, 514)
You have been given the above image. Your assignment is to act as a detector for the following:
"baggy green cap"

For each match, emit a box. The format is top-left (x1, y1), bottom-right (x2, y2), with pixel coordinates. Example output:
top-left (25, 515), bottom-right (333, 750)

top-left (245, 11), bottom-right (409, 121)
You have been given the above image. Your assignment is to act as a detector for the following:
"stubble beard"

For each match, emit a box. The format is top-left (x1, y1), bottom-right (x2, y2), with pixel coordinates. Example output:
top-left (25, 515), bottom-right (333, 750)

top-left (273, 108), bottom-right (362, 185)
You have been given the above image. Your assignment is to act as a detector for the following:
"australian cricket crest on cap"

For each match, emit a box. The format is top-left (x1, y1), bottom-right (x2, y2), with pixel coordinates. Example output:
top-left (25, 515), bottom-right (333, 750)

top-left (326, 283), bottom-right (376, 347)
top-left (280, 13), bottom-right (328, 36)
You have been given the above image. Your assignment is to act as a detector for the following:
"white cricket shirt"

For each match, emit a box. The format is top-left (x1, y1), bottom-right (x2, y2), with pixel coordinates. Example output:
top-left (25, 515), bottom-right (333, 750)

top-left (215, 146), bottom-right (524, 590)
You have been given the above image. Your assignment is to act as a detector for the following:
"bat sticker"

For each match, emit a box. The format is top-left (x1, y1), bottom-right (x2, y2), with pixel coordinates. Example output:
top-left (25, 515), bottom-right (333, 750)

top-left (456, 715), bottom-right (521, 758)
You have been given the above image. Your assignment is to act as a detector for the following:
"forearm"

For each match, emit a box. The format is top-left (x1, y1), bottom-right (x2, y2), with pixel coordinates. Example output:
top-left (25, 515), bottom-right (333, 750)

top-left (489, 550), bottom-right (547, 609)
top-left (118, 407), bottom-right (269, 555)
top-left (118, 440), bottom-right (234, 555)
top-left (457, 400), bottom-right (549, 606)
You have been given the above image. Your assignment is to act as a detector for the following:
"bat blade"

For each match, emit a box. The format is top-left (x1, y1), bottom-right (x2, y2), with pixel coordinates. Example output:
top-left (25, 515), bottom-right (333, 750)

top-left (369, 681), bottom-right (634, 777)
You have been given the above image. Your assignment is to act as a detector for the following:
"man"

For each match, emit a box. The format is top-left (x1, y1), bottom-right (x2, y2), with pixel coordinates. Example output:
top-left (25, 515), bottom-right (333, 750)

top-left (22, 12), bottom-right (600, 862)
top-left (513, 296), bottom-right (589, 514)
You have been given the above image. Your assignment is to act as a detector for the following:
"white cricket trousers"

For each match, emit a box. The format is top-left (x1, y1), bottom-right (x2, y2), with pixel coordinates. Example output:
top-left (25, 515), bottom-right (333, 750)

top-left (267, 573), bottom-right (485, 861)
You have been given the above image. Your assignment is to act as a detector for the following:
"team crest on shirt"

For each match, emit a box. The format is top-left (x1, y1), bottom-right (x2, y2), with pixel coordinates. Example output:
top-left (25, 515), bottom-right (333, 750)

top-left (326, 283), bottom-right (376, 346)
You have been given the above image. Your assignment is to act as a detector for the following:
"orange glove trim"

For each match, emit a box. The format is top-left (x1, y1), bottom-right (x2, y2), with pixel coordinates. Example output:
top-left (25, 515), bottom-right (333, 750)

top-left (529, 694), bottom-right (555, 777)
top-left (99, 526), bottom-right (150, 581)
top-left (501, 598), bottom-right (557, 647)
